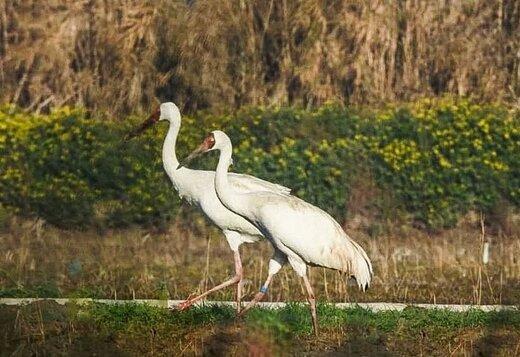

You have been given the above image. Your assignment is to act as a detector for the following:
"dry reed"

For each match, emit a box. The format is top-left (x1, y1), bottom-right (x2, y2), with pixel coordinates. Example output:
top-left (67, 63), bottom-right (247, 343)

top-left (1, 0), bottom-right (519, 115)
top-left (1, 213), bottom-right (519, 304)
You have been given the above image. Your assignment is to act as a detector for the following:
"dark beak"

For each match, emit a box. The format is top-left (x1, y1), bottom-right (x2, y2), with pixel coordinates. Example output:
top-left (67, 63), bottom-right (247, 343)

top-left (179, 143), bottom-right (207, 168)
top-left (124, 107), bottom-right (161, 142)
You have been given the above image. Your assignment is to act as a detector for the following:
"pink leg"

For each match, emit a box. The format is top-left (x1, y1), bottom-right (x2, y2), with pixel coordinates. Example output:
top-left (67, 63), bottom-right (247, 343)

top-left (238, 274), bottom-right (274, 317)
top-left (178, 251), bottom-right (243, 311)
top-left (235, 253), bottom-right (243, 313)
top-left (303, 275), bottom-right (318, 335)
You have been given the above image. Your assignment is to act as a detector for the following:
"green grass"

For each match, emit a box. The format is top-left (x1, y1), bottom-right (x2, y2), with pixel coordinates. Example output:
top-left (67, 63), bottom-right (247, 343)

top-left (86, 302), bottom-right (520, 336)
top-left (2, 301), bottom-right (520, 355)
top-left (0, 283), bottom-right (61, 298)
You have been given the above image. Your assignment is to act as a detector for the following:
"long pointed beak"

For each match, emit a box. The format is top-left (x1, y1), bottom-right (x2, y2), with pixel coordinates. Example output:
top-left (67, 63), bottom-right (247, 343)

top-left (179, 144), bottom-right (207, 168)
top-left (124, 107), bottom-right (160, 142)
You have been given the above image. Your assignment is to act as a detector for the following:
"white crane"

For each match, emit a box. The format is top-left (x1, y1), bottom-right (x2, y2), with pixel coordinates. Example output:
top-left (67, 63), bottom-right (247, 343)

top-left (128, 103), bottom-right (291, 312)
top-left (184, 130), bottom-right (373, 334)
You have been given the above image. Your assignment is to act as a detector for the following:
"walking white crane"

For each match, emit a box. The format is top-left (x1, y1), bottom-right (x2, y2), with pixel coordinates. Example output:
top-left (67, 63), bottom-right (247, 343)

top-left (128, 103), bottom-right (291, 311)
top-left (184, 130), bottom-right (373, 334)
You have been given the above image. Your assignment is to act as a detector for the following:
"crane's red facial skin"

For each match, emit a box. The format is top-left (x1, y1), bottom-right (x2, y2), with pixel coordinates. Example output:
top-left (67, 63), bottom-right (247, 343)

top-left (125, 106), bottom-right (161, 141)
top-left (202, 133), bottom-right (216, 151)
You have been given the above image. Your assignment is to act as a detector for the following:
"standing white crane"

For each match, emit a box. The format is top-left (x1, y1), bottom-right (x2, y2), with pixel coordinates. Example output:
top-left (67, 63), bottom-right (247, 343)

top-left (184, 130), bottom-right (373, 334)
top-left (128, 103), bottom-right (291, 311)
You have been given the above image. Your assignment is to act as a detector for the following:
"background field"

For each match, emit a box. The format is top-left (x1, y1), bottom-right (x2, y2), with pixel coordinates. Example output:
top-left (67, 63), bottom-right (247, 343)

top-left (1, 99), bottom-right (519, 305)
top-left (1, 216), bottom-right (520, 306)
top-left (2, 1), bottom-right (520, 355)
top-left (1, 95), bottom-right (519, 357)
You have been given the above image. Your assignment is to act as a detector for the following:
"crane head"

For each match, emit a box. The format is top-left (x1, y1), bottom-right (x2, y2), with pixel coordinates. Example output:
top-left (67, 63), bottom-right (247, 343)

top-left (180, 132), bottom-right (216, 167)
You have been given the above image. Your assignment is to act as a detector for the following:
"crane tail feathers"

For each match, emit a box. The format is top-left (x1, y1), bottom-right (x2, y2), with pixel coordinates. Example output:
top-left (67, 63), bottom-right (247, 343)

top-left (334, 238), bottom-right (373, 292)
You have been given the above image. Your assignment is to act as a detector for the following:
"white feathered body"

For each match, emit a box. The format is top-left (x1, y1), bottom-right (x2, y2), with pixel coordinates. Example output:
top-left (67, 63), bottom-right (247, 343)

top-left (230, 191), bottom-right (372, 290)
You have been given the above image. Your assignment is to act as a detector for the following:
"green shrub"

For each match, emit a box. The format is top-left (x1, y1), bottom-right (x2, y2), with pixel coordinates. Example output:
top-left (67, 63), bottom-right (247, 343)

top-left (203, 100), bottom-right (519, 227)
top-left (0, 107), bottom-right (179, 227)
top-left (0, 99), bottom-right (518, 229)
top-left (365, 98), bottom-right (520, 227)
top-left (0, 106), bottom-right (102, 226)
top-left (108, 123), bottom-right (180, 227)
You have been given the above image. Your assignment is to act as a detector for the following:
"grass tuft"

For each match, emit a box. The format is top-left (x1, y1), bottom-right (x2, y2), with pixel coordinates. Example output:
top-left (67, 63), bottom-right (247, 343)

top-left (2, 302), bottom-right (519, 355)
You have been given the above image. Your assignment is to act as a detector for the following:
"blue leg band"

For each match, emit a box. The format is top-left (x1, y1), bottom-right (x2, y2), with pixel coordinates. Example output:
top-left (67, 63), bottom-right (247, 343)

top-left (260, 286), bottom-right (268, 294)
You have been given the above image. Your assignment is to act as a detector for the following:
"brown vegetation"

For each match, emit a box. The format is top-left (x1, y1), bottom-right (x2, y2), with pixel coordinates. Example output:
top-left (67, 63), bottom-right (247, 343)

top-left (1, 0), bottom-right (519, 115)
top-left (2, 212), bottom-right (519, 304)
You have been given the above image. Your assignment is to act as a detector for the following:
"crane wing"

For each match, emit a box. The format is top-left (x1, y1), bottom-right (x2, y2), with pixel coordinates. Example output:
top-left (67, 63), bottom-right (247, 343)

top-left (228, 173), bottom-right (291, 196)
top-left (259, 196), bottom-right (373, 290)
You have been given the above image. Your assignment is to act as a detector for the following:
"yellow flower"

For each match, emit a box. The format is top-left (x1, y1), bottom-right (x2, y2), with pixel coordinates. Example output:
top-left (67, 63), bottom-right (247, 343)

top-left (438, 156), bottom-right (451, 168)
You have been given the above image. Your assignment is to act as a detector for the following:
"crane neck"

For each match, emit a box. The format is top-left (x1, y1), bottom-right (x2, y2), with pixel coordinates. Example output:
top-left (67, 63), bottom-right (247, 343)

top-left (162, 120), bottom-right (180, 177)
top-left (214, 143), bottom-right (239, 212)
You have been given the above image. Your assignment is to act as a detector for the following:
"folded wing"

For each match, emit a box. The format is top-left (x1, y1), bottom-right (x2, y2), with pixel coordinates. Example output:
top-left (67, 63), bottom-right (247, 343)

top-left (228, 173), bottom-right (291, 196)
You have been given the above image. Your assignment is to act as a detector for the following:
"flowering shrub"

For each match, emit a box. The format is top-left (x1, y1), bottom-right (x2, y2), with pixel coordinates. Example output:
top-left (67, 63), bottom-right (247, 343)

top-left (0, 99), bottom-right (518, 229)
top-left (0, 106), bottom-right (103, 226)
top-left (0, 106), bottom-right (178, 227)
top-left (365, 99), bottom-right (519, 227)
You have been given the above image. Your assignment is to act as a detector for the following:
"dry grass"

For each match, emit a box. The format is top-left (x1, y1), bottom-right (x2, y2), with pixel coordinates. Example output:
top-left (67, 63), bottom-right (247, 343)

top-left (2, 1), bottom-right (519, 114)
top-left (1, 212), bottom-right (519, 305)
